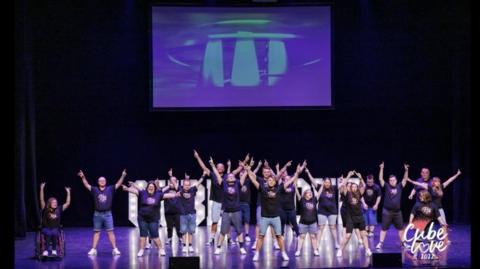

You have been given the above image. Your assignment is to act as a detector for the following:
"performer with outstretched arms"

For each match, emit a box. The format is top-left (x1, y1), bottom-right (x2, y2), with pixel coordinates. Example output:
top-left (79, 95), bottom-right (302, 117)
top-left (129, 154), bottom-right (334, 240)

top-left (278, 161), bottom-right (300, 238)
top-left (163, 169), bottom-right (183, 245)
top-left (408, 167), bottom-right (431, 201)
top-left (39, 182), bottom-right (71, 256)
top-left (78, 169), bottom-right (126, 256)
top-left (375, 162), bottom-right (408, 250)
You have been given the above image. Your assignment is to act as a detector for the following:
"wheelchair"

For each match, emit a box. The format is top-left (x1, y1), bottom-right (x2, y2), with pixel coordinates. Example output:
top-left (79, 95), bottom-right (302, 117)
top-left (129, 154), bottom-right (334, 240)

top-left (34, 226), bottom-right (66, 260)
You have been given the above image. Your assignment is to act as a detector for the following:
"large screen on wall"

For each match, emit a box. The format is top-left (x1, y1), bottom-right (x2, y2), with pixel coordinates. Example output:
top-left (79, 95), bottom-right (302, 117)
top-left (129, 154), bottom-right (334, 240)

top-left (151, 6), bottom-right (332, 109)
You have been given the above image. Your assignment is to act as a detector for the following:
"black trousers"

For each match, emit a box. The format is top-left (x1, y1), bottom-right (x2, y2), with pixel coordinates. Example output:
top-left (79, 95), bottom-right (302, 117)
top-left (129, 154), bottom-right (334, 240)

top-left (165, 213), bottom-right (183, 239)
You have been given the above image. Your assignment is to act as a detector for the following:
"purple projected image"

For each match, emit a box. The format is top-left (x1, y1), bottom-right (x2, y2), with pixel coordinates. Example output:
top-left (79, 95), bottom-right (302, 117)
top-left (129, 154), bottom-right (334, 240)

top-left (151, 6), bottom-right (331, 109)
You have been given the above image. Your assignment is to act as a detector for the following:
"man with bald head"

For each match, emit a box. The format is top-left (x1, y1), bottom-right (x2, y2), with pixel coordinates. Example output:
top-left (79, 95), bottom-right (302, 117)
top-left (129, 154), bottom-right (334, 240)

top-left (78, 169), bottom-right (127, 256)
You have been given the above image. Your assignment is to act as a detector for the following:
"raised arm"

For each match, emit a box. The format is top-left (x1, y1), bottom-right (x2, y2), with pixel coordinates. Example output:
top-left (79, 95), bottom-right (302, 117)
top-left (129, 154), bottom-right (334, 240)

top-left (115, 169), bottom-right (127, 189)
top-left (127, 181), bottom-right (142, 190)
top-left (77, 170), bottom-right (92, 191)
top-left (194, 149), bottom-right (211, 175)
top-left (378, 162), bottom-right (385, 187)
top-left (208, 157), bottom-right (223, 185)
top-left (443, 169), bottom-right (461, 188)
top-left (240, 169), bottom-right (248, 186)
top-left (355, 171), bottom-right (366, 195)
top-left (121, 184), bottom-right (139, 195)
top-left (227, 159), bottom-right (232, 174)
top-left (284, 164), bottom-right (302, 189)
top-left (295, 182), bottom-right (302, 200)
top-left (305, 167), bottom-right (318, 188)
top-left (246, 165), bottom-right (260, 189)
top-left (406, 178), bottom-right (428, 189)
top-left (191, 170), bottom-right (207, 188)
top-left (40, 182), bottom-right (46, 210)
top-left (253, 160), bottom-right (263, 174)
top-left (314, 183), bottom-right (323, 199)
top-left (62, 187), bottom-right (71, 211)
top-left (401, 164), bottom-right (409, 187)
top-left (232, 160), bottom-right (245, 176)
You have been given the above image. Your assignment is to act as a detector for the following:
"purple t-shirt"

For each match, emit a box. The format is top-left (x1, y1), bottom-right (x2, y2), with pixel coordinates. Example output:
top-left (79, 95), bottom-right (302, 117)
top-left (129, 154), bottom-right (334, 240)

top-left (260, 183), bottom-right (281, 217)
top-left (138, 190), bottom-right (164, 222)
top-left (383, 183), bottom-right (403, 211)
top-left (91, 185), bottom-right (115, 211)
top-left (280, 183), bottom-right (296, 210)
top-left (299, 197), bottom-right (317, 224)
top-left (179, 186), bottom-right (197, 215)
top-left (317, 186), bottom-right (337, 216)
top-left (42, 207), bottom-right (62, 228)
top-left (239, 178), bottom-right (251, 204)
top-left (222, 180), bottom-right (241, 212)
top-left (364, 184), bottom-right (382, 208)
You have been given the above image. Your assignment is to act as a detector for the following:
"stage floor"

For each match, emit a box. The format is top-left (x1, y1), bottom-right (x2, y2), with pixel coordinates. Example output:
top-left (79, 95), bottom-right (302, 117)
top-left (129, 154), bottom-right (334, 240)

top-left (15, 225), bottom-right (471, 268)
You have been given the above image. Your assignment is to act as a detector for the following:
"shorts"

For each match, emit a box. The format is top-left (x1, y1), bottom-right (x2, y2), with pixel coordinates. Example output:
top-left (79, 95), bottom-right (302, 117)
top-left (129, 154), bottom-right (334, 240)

top-left (239, 202), bottom-right (251, 224)
top-left (93, 210), bottom-right (114, 231)
top-left (211, 201), bottom-right (222, 223)
top-left (299, 223), bottom-right (318, 234)
top-left (220, 211), bottom-right (243, 235)
top-left (138, 220), bottom-right (159, 238)
top-left (256, 205), bottom-right (261, 224)
top-left (363, 208), bottom-right (378, 226)
top-left (259, 216), bottom-right (282, 236)
top-left (346, 215), bottom-right (366, 233)
top-left (318, 214), bottom-right (337, 225)
top-left (381, 209), bottom-right (403, 231)
top-left (180, 214), bottom-right (197, 234)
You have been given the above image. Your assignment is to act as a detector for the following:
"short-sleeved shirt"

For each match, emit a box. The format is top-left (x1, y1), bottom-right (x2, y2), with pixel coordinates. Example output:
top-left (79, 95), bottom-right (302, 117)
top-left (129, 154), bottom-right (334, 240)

top-left (138, 190), bottom-right (164, 222)
top-left (383, 183), bottom-right (403, 211)
top-left (411, 201), bottom-right (440, 221)
top-left (42, 207), bottom-right (62, 228)
top-left (164, 187), bottom-right (182, 215)
top-left (260, 183), bottom-right (281, 217)
top-left (364, 184), bottom-right (382, 207)
top-left (280, 183), bottom-right (296, 210)
top-left (299, 197), bottom-right (318, 224)
top-left (91, 185), bottom-right (115, 211)
top-left (415, 177), bottom-right (431, 201)
top-left (210, 173), bottom-right (226, 202)
top-left (239, 178), bottom-right (251, 204)
top-left (317, 186), bottom-right (338, 216)
top-left (222, 180), bottom-right (241, 212)
top-left (346, 192), bottom-right (363, 217)
top-left (428, 185), bottom-right (444, 209)
top-left (179, 186), bottom-right (197, 215)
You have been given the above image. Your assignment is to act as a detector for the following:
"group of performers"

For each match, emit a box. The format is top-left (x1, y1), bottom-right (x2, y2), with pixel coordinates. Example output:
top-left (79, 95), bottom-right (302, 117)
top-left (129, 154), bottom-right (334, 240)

top-left (38, 150), bottom-right (461, 261)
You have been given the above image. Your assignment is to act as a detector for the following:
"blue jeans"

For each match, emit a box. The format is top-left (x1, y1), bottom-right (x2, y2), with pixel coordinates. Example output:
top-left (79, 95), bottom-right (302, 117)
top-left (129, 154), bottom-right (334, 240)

top-left (259, 216), bottom-right (282, 236)
top-left (42, 228), bottom-right (60, 250)
top-left (138, 219), bottom-right (159, 238)
top-left (93, 210), bottom-right (114, 231)
top-left (363, 208), bottom-right (378, 226)
top-left (239, 202), bottom-right (251, 224)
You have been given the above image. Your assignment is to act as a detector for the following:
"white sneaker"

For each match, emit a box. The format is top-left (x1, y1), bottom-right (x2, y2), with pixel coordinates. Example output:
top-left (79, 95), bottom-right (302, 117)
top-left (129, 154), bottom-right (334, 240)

top-left (251, 241), bottom-right (257, 250)
top-left (274, 241), bottom-right (280, 250)
top-left (281, 251), bottom-right (289, 261)
top-left (88, 248), bottom-right (97, 256)
top-left (188, 245), bottom-right (194, 252)
top-left (42, 250), bottom-right (49, 256)
top-left (375, 242), bottom-right (383, 249)
top-left (295, 250), bottom-right (301, 257)
top-left (240, 248), bottom-right (247, 255)
top-left (314, 250), bottom-right (319, 256)
top-left (365, 248), bottom-right (372, 257)
top-left (214, 247), bottom-right (222, 255)
top-left (159, 248), bottom-right (166, 256)
top-left (165, 239), bottom-right (170, 245)
top-left (52, 250), bottom-right (57, 256)
top-left (245, 235), bottom-right (251, 242)
top-left (253, 252), bottom-right (259, 261)
top-left (137, 249), bottom-right (144, 257)
top-left (182, 246), bottom-right (187, 253)
top-left (112, 248), bottom-right (121, 256)
top-left (336, 249), bottom-right (342, 257)
top-left (145, 242), bottom-right (152, 249)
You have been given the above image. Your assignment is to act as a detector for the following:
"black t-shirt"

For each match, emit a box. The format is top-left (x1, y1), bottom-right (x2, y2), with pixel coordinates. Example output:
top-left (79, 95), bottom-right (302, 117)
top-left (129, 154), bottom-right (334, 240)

top-left (91, 185), bottom-right (115, 211)
top-left (346, 192), bottom-right (363, 217)
top-left (179, 186), bottom-right (197, 215)
top-left (164, 187), bottom-right (182, 215)
top-left (239, 178), bottom-right (251, 204)
top-left (280, 183), bottom-right (296, 210)
top-left (364, 184), bottom-right (382, 208)
top-left (210, 173), bottom-right (226, 203)
top-left (222, 180), bottom-right (241, 212)
top-left (260, 183), bottom-right (281, 217)
top-left (42, 207), bottom-right (62, 228)
top-left (383, 183), bottom-right (403, 211)
top-left (256, 177), bottom-right (268, 206)
top-left (299, 197), bottom-right (317, 224)
top-left (317, 186), bottom-right (337, 216)
top-left (411, 201), bottom-right (440, 221)
top-left (340, 192), bottom-right (347, 213)
top-left (138, 190), bottom-right (164, 222)
top-left (428, 185), bottom-right (443, 209)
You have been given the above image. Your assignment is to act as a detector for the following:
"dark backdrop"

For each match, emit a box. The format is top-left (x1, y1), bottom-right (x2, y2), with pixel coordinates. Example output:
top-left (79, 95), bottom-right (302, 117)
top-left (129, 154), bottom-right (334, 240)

top-left (15, 0), bottom-right (470, 237)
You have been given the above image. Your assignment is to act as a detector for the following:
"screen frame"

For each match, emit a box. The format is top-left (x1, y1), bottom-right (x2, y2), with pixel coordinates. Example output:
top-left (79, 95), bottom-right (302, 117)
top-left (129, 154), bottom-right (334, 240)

top-left (148, 2), bottom-right (335, 112)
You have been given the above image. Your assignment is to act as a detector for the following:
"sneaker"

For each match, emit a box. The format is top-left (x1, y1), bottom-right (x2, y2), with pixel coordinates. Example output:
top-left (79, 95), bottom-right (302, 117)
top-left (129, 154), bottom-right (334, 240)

top-left (365, 248), bottom-right (372, 257)
top-left (112, 248), bottom-right (121, 256)
top-left (182, 246), bottom-right (188, 253)
top-left (336, 249), bottom-right (342, 257)
top-left (52, 250), bottom-right (57, 256)
top-left (206, 238), bottom-right (214, 246)
top-left (42, 250), bottom-right (49, 256)
top-left (313, 249), bottom-right (319, 256)
top-left (137, 249), bottom-right (144, 257)
top-left (274, 241), bottom-right (280, 250)
top-left (145, 241), bottom-right (152, 249)
top-left (295, 250), bottom-right (301, 257)
top-left (165, 239), bottom-right (171, 245)
top-left (251, 241), bottom-right (257, 250)
top-left (240, 247), bottom-right (247, 255)
top-left (88, 248), bottom-right (97, 256)
top-left (188, 245), bottom-right (194, 252)
top-left (375, 242), bottom-right (383, 249)
top-left (159, 248), bottom-right (166, 256)
top-left (214, 247), bottom-right (222, 255)
top-left (281, 251), bottom-right (289, 261)
top-left (253, 252), bottom-right (259, 261)
top-left (245, 235), bottom-right (251, 242)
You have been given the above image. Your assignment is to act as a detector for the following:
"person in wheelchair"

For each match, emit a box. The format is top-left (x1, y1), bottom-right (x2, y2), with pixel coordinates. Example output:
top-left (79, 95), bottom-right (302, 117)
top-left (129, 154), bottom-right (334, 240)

top-left (39, 182), bottom-right (71, 257)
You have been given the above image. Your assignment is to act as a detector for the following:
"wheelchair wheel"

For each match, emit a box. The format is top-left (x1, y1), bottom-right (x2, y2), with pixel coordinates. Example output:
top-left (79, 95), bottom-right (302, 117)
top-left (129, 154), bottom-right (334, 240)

top-left (34, 231), bottom-right (45, 260)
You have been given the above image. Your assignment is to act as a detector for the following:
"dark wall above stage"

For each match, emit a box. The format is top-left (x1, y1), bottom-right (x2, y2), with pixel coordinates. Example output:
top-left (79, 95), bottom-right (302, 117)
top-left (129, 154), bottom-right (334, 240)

top-left (16, 0), bottom-right (470, 229)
